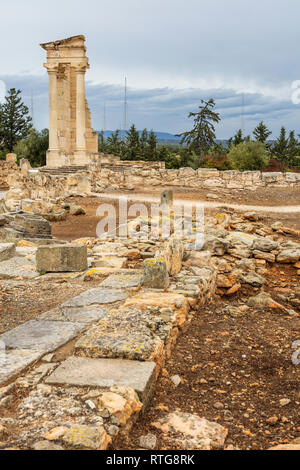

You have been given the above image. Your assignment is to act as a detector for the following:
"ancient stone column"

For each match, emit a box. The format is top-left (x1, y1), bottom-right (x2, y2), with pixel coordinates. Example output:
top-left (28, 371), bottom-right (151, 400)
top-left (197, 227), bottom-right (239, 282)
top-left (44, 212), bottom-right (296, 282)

top-left (45, 64), bottom-right (59, 152)
top-left (75, 65), bottom-right (87, 153)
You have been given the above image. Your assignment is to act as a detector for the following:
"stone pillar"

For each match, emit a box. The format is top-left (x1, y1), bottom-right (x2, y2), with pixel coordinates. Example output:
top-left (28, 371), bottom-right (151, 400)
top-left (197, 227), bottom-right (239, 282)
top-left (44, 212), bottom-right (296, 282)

top-left (46, 65), bottom-right (59, 152)
top-left (75, 66), bottom-right (86, 153)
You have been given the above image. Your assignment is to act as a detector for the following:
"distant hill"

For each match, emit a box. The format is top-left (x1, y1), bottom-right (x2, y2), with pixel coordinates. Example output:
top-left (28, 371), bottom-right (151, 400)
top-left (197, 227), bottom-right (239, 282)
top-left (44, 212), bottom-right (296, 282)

top-left (98, 130), bottom-right (182, 144)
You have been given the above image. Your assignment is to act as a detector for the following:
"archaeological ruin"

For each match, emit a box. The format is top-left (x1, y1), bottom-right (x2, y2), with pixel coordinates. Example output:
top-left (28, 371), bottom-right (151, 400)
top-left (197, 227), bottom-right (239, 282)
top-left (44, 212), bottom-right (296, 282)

top-left (0, 35), bottom-right (299, 452)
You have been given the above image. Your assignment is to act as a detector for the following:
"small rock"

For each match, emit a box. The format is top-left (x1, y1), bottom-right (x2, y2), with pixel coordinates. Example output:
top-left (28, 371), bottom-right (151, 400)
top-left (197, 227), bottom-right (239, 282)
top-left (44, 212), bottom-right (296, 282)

top-left (171, 375), bottom-right (182, 387)
top-left (266, 416), bottom-right (278, 425)
top-left (139, 433), bottom-right (157, 450)
top-left (279, 398), bottom-right (291, 407)
top-left (214, 402), bottom-right (224, 410)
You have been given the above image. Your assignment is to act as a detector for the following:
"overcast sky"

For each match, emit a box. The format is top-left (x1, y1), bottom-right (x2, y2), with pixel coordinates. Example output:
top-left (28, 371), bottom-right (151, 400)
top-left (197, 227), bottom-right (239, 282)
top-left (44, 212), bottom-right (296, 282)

top-left (1, 0), bottom-right (300, 138)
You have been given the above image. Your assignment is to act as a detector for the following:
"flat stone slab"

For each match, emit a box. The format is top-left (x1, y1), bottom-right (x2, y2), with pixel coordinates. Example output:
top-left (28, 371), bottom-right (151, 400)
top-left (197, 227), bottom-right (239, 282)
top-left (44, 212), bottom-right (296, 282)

top-left (0, 243), bottom-right (16, 262)
top-left (0, 320), bottom-right (85, 353)
top-left (36, 244), bottom-right (88, 273)
top-left (100, 273), bottom-right (143, 289)
top-left (45, 356), bottom-right (156, 404)
top-left (75, 306), bottom-right (167, 362)
top-left (62, 288), bottom-right (129, 308)
top-left (38, 306), bottom-right (110, 324)
top-left (0, 256), bottom-right (39, 279)
top-left (0, 349), bottom-right (42, 385)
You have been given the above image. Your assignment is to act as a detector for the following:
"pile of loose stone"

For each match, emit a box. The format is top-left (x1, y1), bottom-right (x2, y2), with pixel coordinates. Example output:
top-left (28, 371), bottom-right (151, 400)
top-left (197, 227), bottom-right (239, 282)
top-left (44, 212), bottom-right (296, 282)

top-left (0, 206), bottom-right (299, 450)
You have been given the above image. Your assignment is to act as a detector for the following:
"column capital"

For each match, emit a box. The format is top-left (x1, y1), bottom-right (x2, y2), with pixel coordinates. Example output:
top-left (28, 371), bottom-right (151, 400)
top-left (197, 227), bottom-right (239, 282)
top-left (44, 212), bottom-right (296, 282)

top-left (44, 63), bottom-right (59, 74)
top-left (74, 63), bottom-right (87, 74)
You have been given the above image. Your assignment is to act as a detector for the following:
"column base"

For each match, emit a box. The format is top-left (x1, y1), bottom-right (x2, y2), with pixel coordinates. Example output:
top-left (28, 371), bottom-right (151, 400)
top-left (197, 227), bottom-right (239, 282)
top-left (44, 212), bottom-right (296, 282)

top-left (46, 150), bottom-right (69, 168)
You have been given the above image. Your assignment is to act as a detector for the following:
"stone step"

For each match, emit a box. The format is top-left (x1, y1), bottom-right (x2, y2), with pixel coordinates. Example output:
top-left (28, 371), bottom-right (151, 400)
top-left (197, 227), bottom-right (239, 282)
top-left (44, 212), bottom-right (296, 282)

top-left (45, 356), bottom-right (156, 406)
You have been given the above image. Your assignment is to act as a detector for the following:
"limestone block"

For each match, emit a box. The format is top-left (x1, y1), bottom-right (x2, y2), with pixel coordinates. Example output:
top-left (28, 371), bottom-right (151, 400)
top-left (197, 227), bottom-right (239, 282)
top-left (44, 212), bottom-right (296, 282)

top-left (161, 236), bottom-right (184, 275)
top-left (160, 189), bottom-right (174, 208)
top-left (36, 244), bottom-right (88, 272)
top-left (0, 243), bottom-right (16, 262)
top-left (143, 258), bottom-right (169, 289)
top-left (6, 153), bottom-right (17, 163)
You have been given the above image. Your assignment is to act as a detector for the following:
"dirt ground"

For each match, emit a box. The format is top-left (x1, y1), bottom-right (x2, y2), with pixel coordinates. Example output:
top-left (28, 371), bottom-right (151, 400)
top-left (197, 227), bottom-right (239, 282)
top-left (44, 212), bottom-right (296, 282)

top-left (51, 186), bottom-right (300, 241)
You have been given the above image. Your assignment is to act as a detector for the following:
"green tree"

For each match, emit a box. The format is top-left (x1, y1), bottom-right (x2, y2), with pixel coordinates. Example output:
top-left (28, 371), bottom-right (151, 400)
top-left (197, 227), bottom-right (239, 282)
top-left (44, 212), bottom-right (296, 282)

top-left (272, 127), bottom-right (288, 162)
top-left (0, 88), bottom-right (32, 152)
top-left (139, 128), bottom-right (148, 159)
top-left (229, 141), bottom-right (270, 171)
top-left (98, 130), bottom-right (108, 153)
top-left (176, 99), bottom-right (220, 155)
top-left (253, 121), bottom-right (272, 143)
top-left (106, 130), bottom-right (123, 156)
top-left (147, 129), bottom-right (158, 160)
top-left (232, 129), bottom-right (245, 146)
top-left (123, 124), bottom-right (140, 160)
top-left (287, 130), bottom-right (299, 166)
top-left (13, 128), bottom-right (49, 167)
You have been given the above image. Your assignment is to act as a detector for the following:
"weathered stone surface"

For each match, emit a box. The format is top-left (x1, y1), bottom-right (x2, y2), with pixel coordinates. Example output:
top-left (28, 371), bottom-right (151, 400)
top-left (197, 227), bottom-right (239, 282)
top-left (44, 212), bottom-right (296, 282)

top-left (36, 244), bottom-right (88, 272)
top-left (32, 440), bottom-right (64, 451)
top-left (239, 271), bottom-right (265, 287)
top-left (62, 424), bottom-right (111, 450)
top-left (252, 237), bottom-right (278, 252)
top-left (143, 258), bottom-right (169, 289)
top-left (46, 356), bottom-right (156, 404)
top-left (0, 349), bottom-right (42, 385)
top-left (161, 237), bottom-right (184, 276)
top-left (203, 236), bottom-right (228, 256)
top-left (0, 256), bottom-right (39, 279)
top-left (160, 189), bottom-right (173, 208)
top-left (0, 320), bottom-right (85, 353)
top-left (268, 444), bottom-right (300, 451)
top-left (75, 306), bottom-right (173, 364)
top-left (253, 250), bottom-right (276, 263)
top-left (62, 288), bottom-right (129, 307)
top-left (6, 153), bottom-right (17, 163)
top-left (0, 243), bottom-right (16, 262)
top-left (39, 306), bottom-right (110, 324)
top-left (276, 249), bottom-right (300, 263)
top-left (100, 272), bottom-right (143, 289)
top-left (152, 412), bottom-right (228, 450)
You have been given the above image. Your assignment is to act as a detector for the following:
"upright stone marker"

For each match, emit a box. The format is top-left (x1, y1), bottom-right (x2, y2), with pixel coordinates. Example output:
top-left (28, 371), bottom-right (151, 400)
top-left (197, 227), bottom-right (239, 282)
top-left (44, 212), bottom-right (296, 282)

top-left (160, 189), bottom-right (174, 209)
top-left (143, 258), bottom-right (169, 289)
top-left (36, 244), bottom-right (88, 272)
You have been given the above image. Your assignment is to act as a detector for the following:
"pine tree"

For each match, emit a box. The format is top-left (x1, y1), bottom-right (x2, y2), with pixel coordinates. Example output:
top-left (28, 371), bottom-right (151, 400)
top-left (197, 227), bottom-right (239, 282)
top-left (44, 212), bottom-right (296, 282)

top-left (287, 130), bottom-right (299, 166)
top-left (125, 124), bottom-right (140, 160)
top-left (0, 88), bottom-right (32, 152)
top-left (139, 128), bottom-right (148, 159)
top-left (232, 129), bottom-right (244, 146)
top-left (272, 127), bottom-right (289, 162)
top-left (98, 130), bottom-right (108, 152)
top-left (147, 129), bottom-right (158, 160)
top-left (106, 130), bottom-right (122, 155)
top-left (176, 99), bottom-right (220, 155)
top-left (253, 121), bottom-right (272, 143)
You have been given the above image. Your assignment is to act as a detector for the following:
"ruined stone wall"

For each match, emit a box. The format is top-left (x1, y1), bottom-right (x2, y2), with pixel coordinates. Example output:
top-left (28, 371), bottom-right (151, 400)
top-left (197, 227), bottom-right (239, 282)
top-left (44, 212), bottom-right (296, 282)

top-left (90, 166), bottom-right (300, 192)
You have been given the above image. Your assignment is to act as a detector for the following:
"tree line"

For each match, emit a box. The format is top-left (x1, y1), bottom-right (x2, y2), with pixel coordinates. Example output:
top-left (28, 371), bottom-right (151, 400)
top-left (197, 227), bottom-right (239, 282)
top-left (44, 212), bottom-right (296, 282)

top-left (1, 88), bottom-right (300, 171)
